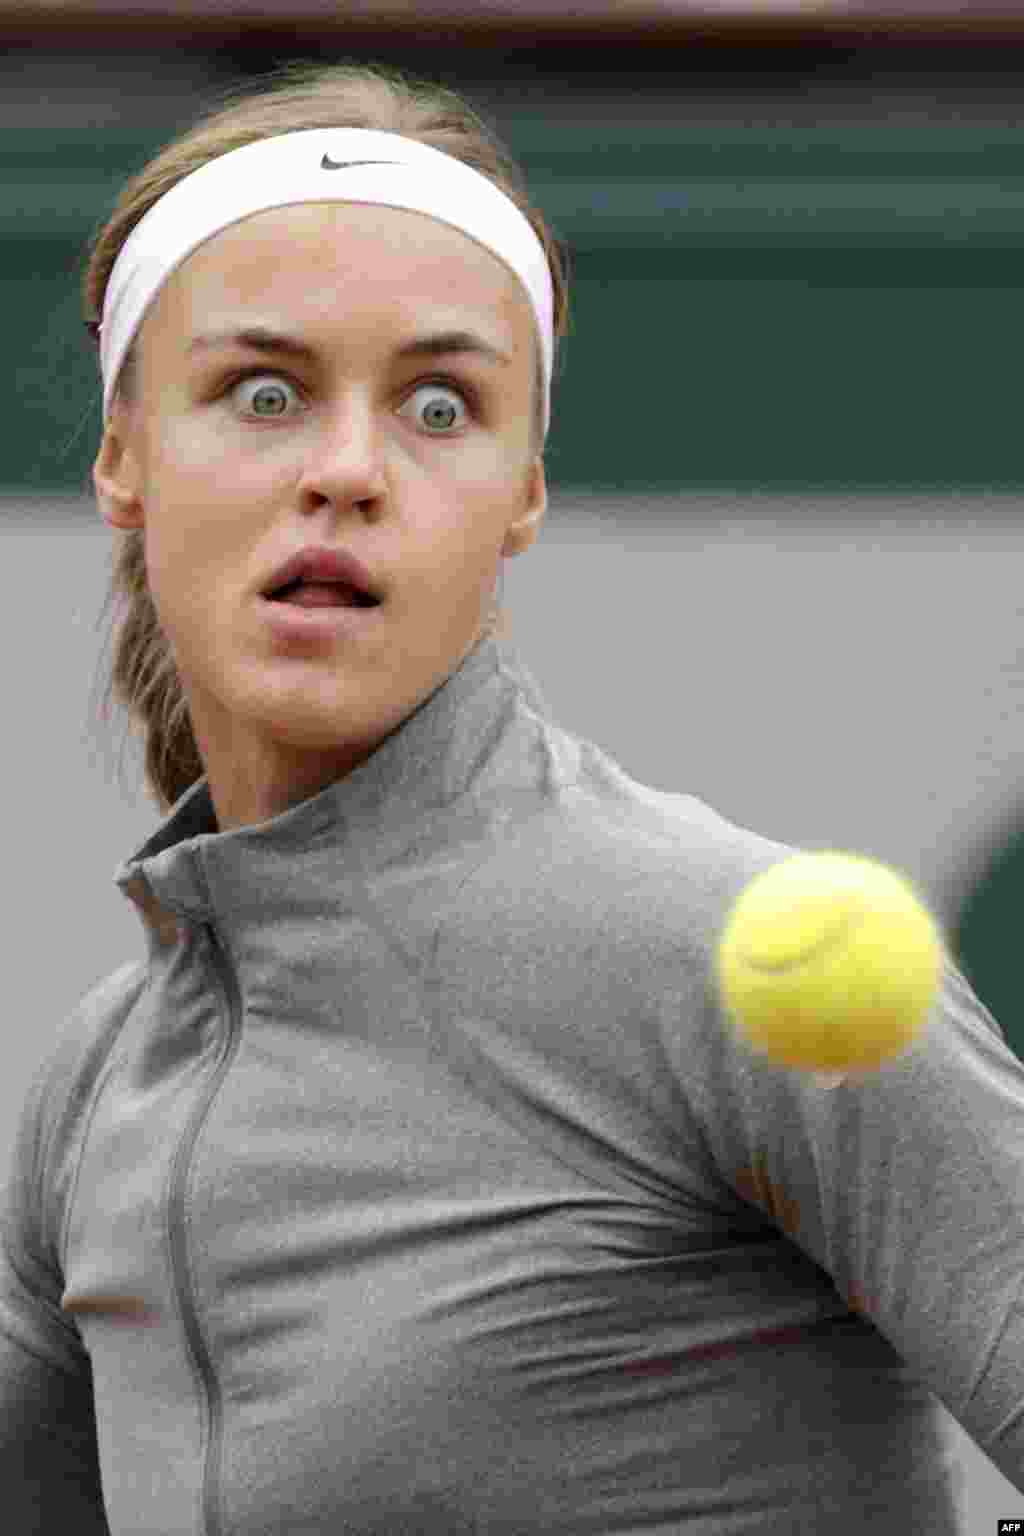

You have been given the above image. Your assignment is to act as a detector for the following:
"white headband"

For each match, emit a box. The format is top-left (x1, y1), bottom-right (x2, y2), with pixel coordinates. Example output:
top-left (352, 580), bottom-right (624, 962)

top-left (94, 127), bottom-right (554, 436)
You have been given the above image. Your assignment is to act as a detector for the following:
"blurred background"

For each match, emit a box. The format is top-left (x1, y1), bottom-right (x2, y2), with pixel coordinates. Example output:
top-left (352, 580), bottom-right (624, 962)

top-left (5, 0), bottom-right (1024, 1522)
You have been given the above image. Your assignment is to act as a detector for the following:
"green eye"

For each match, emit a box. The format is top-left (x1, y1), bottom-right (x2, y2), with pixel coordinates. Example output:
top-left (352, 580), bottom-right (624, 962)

top-left (406, 382), bottom-right (468, 433)
top-left (225, 369), bottom-right (475, 431)
top-left (230, 373), bottom-right (296, 416)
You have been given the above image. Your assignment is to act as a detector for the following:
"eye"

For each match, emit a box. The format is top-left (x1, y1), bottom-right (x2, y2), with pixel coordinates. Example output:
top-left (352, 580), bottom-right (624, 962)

top-left (228, 372), bottom-right (300, 418)
top-left (223, 370), bottom-right (473, 432)
top-left (400, 380), bottom-right (471, 435)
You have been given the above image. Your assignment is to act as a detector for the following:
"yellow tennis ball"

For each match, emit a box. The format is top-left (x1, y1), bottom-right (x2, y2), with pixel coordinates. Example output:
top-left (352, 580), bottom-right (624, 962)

top-left (716, 851), bottom-right (944, 1073)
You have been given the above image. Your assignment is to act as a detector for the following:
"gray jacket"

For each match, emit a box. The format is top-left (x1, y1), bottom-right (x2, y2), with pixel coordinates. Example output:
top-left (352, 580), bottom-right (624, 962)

top-left (1, 631), bottom-right (1013, 1532)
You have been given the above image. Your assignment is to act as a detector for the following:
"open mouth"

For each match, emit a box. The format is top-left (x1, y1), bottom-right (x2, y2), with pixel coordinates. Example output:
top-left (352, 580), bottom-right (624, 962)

top-left (266, 578), bottom-right (380, 609)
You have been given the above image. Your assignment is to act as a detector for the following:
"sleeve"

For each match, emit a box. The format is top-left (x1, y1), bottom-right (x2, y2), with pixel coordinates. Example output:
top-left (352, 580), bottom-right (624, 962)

top-left (0, 1017), bottom-right (116, 1533)
top-left (689, 941), bottom-right (1024, 1495)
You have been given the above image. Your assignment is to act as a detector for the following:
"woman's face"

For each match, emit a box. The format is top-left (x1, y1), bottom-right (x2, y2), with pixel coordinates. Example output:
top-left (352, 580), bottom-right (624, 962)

top-left (93, 201), bottom-right (547, 828)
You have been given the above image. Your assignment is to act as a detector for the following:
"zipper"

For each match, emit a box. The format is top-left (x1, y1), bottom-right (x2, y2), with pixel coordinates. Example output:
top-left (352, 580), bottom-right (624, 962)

top-left (165, 921), bottom-right (243, 1536)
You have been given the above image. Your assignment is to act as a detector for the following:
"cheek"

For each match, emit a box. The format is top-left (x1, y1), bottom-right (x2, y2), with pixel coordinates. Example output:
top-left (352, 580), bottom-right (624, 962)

top-left (153, 412), bottom-right (272, 508)
top-left (142, 511), bottom-right (225, 636)
top-left (434, 520), bottom-right (505, 593)
top-left (145, 432), bottom-right (251, 590)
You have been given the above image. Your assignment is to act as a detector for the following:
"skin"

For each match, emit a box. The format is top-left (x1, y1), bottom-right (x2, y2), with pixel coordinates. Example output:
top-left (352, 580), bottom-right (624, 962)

top-left (93, 202), bottom-right (547, 831)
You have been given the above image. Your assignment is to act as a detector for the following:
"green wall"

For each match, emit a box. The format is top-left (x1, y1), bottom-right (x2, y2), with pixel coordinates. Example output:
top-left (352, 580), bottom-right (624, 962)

top-left (955, 830), bottom-right (1024, 1063)
top-left (9, 90), bottom-right (1024, 493)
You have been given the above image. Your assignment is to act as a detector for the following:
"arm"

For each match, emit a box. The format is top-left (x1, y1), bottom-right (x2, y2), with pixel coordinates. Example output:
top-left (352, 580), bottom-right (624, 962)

top-left (0, 1311), bottom-right (110, 1534)
top-left (0, 1022), bottom-right (115, 1533)
top-left (691, 950), bottom-right (1024, 1494)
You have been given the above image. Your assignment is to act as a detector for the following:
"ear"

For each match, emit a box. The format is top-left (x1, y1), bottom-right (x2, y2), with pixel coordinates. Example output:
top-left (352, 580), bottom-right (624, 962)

top-left (93, 417), bottom-right (144, 530)
top-left (504, 455), bottom-right (547, 556)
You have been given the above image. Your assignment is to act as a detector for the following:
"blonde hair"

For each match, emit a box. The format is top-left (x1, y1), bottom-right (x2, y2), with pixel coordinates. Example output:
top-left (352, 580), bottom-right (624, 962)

top-left (85, 59), bottom-right (571, 814)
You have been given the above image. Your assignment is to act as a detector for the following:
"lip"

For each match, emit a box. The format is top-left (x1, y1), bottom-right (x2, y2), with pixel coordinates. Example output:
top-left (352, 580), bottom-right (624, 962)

top-left (260, 594), bottom-right (382, 643)
top-left (261, 545), bottom-right (381, 603)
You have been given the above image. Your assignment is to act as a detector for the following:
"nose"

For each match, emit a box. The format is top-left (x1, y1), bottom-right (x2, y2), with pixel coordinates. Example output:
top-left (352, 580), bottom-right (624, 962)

top-left (295, 392), bottom-right (388, 508)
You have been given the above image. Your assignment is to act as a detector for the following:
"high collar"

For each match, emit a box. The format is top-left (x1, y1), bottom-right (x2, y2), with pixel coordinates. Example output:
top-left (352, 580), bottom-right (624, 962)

top-left (115, 632), bottom-right (552, 946)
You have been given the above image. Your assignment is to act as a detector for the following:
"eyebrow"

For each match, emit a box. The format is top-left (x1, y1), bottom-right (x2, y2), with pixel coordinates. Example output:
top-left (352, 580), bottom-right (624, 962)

top-left (187, 325), bottom-right (512, 368)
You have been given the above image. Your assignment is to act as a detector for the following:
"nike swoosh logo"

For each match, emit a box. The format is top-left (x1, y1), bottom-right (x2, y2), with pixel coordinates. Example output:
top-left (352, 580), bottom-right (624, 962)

top-left (320, 156), bottom-right (398, 171)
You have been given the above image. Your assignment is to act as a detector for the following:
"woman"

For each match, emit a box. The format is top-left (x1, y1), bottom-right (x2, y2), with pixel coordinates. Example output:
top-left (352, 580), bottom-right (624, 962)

top-left (2, 59), bottom-right (1019, 1534)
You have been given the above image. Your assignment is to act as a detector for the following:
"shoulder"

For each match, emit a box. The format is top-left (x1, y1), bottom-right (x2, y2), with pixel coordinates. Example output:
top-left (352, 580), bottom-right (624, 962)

top-left (460, 717), bottom-right (796, 967)
top-left (31, 961), bottom-right (148, 1123)
top-left (8, 961), bottom-right (148, 1260)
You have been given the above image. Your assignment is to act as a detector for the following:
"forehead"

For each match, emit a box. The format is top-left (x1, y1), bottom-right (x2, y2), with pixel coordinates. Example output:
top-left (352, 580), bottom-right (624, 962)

top-left (156, 201), bottom-right (533, 353)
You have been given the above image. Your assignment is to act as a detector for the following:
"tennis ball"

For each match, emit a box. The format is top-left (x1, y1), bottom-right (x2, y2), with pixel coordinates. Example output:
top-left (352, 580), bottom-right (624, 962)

top-left (716, 851), bottom-right (944, 1073)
